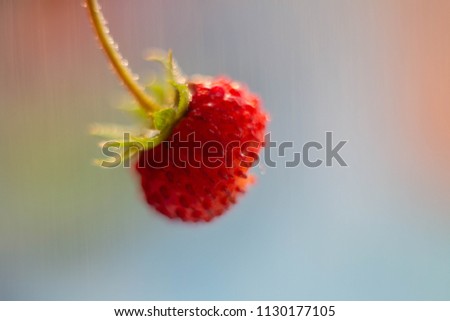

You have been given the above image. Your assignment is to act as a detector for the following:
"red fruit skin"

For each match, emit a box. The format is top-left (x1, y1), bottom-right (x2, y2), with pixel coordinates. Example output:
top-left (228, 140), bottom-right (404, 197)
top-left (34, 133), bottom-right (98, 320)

top-left (135, 77), bottom-right (268, 222)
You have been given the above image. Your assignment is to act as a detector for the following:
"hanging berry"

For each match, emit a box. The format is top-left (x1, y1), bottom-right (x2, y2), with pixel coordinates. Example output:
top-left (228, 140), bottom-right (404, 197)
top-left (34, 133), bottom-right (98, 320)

top-left (86, 0), bottom-right (269, 222)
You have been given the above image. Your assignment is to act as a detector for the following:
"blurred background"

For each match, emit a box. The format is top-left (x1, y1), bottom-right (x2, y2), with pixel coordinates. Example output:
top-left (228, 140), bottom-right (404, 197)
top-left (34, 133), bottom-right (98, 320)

top-left (0, 0), bottom-right (449, 300)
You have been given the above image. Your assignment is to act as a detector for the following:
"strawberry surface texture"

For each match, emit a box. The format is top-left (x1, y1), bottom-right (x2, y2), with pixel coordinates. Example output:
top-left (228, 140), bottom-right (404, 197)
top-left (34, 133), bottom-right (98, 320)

top-left (135, 78), bottom-right (268, 222)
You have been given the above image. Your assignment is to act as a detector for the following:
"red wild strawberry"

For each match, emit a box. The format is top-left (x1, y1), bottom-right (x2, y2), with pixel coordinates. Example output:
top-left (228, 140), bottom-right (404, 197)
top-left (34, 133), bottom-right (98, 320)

top-left (136, 77), bottom-right (267, 221)
top-left (87, 0), bottom-right (269, 222)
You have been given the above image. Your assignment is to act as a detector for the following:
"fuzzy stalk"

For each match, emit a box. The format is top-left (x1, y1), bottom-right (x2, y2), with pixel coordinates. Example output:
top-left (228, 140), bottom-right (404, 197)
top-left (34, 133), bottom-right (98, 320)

top-left (86, 0), bottom-right (160, 113)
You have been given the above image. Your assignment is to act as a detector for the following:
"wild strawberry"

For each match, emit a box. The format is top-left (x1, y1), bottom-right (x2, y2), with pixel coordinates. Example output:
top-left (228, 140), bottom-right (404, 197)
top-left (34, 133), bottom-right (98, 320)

top-left (87, 0), bottom-right (268, 222)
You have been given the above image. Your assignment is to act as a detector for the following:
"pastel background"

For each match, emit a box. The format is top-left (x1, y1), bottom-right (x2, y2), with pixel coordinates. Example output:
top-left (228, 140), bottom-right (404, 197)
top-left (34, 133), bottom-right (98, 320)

top-left (0, 0), bottom-right (449, 300)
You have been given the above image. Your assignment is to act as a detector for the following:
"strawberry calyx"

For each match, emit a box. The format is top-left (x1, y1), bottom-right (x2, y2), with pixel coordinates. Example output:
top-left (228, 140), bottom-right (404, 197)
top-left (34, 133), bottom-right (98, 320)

top-left (86, 0), bottom-right (190, 165)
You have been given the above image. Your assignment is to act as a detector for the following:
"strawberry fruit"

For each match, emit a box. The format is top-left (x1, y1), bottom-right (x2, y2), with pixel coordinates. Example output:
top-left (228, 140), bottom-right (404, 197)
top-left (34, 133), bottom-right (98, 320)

top-left (87, 0), bottom-right (268, 222)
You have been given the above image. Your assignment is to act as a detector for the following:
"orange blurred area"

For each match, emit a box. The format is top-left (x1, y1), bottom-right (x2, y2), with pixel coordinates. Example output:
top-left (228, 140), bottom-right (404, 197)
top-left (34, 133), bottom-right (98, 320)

top-left (384, 0), bottom-right (450, 179)
top-left (408, 1), bottom-right (450, 167)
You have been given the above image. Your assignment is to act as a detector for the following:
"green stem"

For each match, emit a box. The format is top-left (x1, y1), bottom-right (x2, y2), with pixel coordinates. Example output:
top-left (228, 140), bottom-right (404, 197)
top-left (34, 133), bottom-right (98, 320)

top-left (86, 0), bottom-right (160, 112)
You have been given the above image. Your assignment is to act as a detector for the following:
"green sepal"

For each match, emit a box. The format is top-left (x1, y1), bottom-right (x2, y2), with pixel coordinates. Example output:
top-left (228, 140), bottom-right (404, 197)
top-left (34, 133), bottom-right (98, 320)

top-left (91, 124), bottom-right (166, 166)
top-left (90, 123), bottom-right (136, 140)
top-left (117, 103), bottom-right (150, 123)
top-left (153, 108), bottom-right (176, 131)
top-left (170, 79), bottom-right (190, 118)
top-left (146, 80), bottom-right (168, 106)
top-left (92, 50), bottom-right (190, 167)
